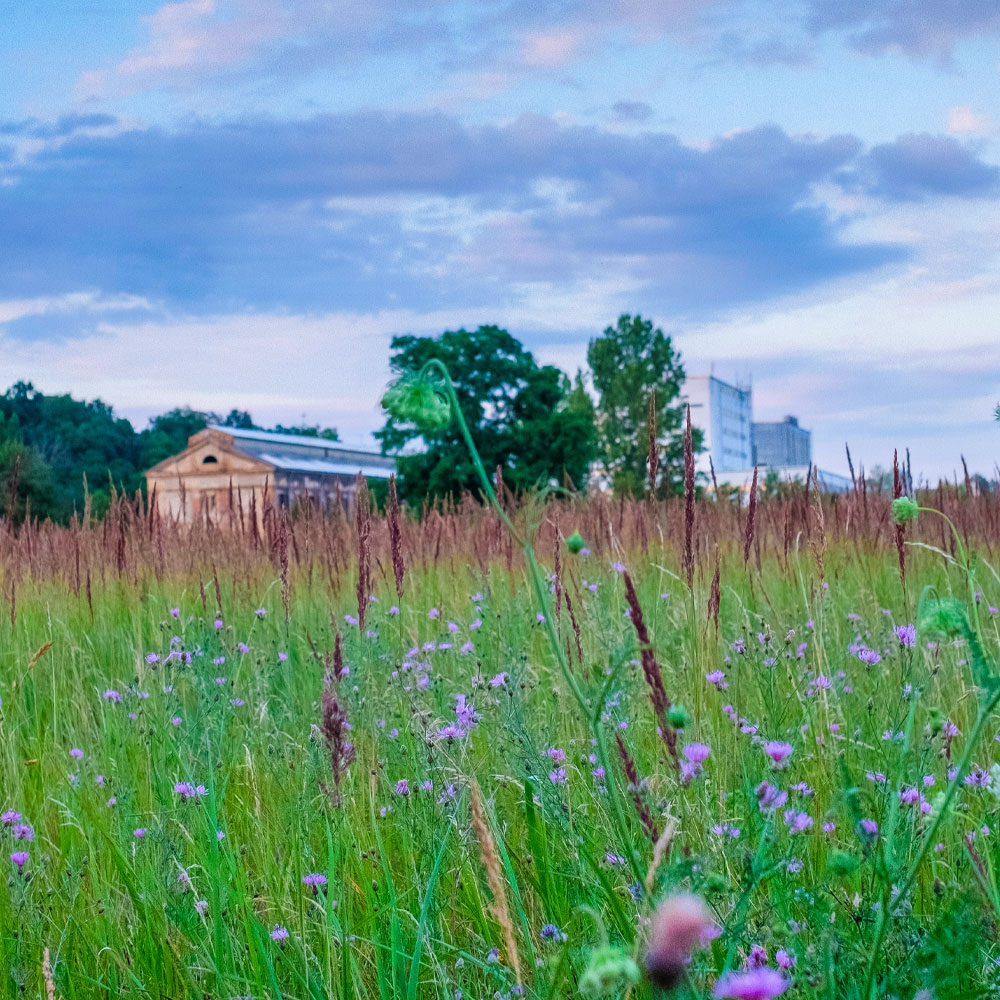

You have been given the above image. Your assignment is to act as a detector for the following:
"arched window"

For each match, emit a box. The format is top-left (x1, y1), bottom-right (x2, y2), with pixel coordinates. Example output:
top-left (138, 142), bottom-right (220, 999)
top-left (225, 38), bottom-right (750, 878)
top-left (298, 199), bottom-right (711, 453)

top-left (202, 454), bottom-right (218, 464)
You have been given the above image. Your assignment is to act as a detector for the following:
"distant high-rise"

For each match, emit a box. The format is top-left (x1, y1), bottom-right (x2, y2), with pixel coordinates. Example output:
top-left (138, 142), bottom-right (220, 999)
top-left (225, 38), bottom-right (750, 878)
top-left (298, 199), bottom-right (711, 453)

top-left (753, 416), bottom-right (811, 467)
top-left (683, 375), bottom-right (753, 473)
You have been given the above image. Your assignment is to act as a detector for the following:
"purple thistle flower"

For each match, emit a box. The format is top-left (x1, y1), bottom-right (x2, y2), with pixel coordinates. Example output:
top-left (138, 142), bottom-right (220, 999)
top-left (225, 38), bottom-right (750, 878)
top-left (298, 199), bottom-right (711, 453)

top-left (540, 923), bottom-right (567, 942)
top-left (194, 899), bottom-right (208, 915)
top-left (1, 811), bottom-right (22, 824)
top-left (271, 925), bottom-right (289, 942)
top-left (549, 767), bottom-right (567, 785)
top-left (713, 968), bottom-right (789, 999)
top-left (10, 851), bottom-right (29, 869)
top-left (69, 748), bottom-right (84, 759)
top-left (756, 782), bottom-right (788, 813)
top-left (682, 743), bottom-right (711, 764)
top-left (133, 828), bottom-right (147, 838)
top-left (104, 689), bottom-right (122, 702)
top-left (762, 741), bottom-right (793, 767)
top-left (302, 873), bottom-right (328, 887)
top-left (894, 624), bottom-right (916, 648)
top-left (783, 809), bottom-right (813, 834)
top-left (12, 823), bottom-right (33, 841)
top-left (394, 779), bottom-right (410, 796)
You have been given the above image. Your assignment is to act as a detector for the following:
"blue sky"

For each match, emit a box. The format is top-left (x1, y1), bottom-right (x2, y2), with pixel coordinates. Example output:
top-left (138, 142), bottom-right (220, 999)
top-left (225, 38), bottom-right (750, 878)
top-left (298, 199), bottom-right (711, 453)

top-left (1, 0), bottom-right (998, 478)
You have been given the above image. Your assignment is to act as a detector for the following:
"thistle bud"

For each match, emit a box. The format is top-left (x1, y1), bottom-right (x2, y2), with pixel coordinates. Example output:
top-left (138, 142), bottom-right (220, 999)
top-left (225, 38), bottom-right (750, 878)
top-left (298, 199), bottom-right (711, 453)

top-left (381, 374), bottom-right (452, 431)
top-left (891, 496), bottom-right (919, 524)
top-left (645, 893), bottom-right (719, 990)
top-left (578, 945), bottom-right (640, 998)
top-left (566, 530), bottom-right (586, 554)
top-left (666, 705), bottom-right (690, 730)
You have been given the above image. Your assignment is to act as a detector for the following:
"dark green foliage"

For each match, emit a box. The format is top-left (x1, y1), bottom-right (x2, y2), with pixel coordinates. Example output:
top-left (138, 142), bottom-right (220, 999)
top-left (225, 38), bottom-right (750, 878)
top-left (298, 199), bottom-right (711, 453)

top-left (587, 314), bottom-right (700, 497)
top-left (0, 381), bottom-right (143, 519)
top-left (377, 326), bottom-right (597, 502)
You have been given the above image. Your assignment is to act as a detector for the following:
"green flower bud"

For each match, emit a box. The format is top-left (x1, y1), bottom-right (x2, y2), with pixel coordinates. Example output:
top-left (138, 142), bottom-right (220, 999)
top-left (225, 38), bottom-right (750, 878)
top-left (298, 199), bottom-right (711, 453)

top-left (891, 496), bottom-right (919, 524)
top-left (703, 871), bottom-right (728, 895)
top-left (578, 945), bottom-right (640, 999)
top-left (381, 375), bottom-right (452, 431)
top-left (566, 530), bottom-right (586, 554)
top-left (666, 704), bottom-right (690, 729)
top-left (917, 595), bottom-right (969, 641)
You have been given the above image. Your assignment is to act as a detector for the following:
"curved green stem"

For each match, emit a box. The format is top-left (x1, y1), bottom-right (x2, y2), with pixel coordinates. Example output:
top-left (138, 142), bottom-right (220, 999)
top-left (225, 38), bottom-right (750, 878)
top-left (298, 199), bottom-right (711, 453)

top-left (421, 359), bottom-right (646, 886)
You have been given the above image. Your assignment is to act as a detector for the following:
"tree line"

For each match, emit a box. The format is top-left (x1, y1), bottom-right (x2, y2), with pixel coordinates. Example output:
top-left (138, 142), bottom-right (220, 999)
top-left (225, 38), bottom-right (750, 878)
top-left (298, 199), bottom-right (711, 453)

top-left (0, 314), bottom-right (695, 522)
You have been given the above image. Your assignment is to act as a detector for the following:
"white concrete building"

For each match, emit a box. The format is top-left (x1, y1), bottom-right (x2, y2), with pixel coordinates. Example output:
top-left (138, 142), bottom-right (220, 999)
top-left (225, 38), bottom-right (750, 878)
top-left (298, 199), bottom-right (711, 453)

top-left (683, 374), bottom-right (753, 474)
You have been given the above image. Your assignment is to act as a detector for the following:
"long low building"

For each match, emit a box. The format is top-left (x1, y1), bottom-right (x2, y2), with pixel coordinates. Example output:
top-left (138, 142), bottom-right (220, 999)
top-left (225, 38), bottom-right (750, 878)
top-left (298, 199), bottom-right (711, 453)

top-left (146, 425), bottom-right (395, 523)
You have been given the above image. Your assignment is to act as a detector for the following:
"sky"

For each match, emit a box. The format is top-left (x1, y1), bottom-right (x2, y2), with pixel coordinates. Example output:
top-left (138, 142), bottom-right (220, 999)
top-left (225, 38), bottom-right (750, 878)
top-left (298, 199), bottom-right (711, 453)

top-left (1, 0), bottom-right (999, 479)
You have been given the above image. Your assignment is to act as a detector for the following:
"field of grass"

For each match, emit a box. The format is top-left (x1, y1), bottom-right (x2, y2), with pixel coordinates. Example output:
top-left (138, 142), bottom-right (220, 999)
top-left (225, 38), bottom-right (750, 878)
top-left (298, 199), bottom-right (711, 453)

top-left (2, 486), bottom-right (1000, 999)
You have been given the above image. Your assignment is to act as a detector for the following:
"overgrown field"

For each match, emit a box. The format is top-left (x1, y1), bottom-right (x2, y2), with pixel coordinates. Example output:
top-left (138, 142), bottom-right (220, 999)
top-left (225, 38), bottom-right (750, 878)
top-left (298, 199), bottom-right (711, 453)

top-left (3, 488), bottom-right (1000, 999)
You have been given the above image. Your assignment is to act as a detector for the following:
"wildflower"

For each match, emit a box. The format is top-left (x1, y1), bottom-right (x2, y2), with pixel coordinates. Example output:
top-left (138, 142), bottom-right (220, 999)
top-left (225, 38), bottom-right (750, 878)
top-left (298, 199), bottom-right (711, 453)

top-left (762, 741), bottom-right (793, 767)
top-left (174, 782), bottom-right (208, 799)
top-left (194, 899), bottom-right (208, 915)
top-left (213, 618), bottom-right (224, 629)
top-left (894, 624), bottom-right (916, 648)
top-left (169, 607), bottom-right (180, 618)
top-left (271, 925), bottom-right (289, 942)
top-left (713, 968), bottom-right (789, 999)
top-left (302, 873), bottom-right (328, 887)
top-left (783, 809), bottom-right (813, 834)
top-left (857, 648), bottom-right (881, 665)
top-left (104, 689), bottom-right (122, 702)
top-left (278, 652), bottom-right (288, 662)
top-left (705, 670), bottom-right (728, 688)
top-left (683, 743), bottom-right (711, 764)
top-left (546, 747), bottom-right (566, 762)
top-left (10, 851), bottom-right (29, 869)
top-left (487, 947), bottom-right (500, 963)
top-left (775, 950), bottom-right (796, 970)
top-left (748, 945), bottom-right (768, 968)
top-left (540, 923), bottom-right (567, 942)
top-left (394, 779), bottom-right (410, 796)
top-left (145, 653), bottom-right (160, 665)
top-left (69, 748), bottom-right (84, 759)
top-left (756, 782), bottom-right (788, 813)
top-left (645, 893), bottom-right (719, 988)
top-left (858, 818), bottom-right (878, 837)
top-left (488, 671), bottom-right (507, 687)
top-left (606, 852), bottom-right (627, 865)
top-left (549, 767), bottom-right (567, 785)
top-left (237, 642), bottom-right (249, 653)
top-left (12, 823), bottom-right (33, 841)
top-left (171, 717), bottom-right (183, 726)
top-left (133, 828), bottom-right (146, 838)
top-left (1, 811), bottom-right (21, 824)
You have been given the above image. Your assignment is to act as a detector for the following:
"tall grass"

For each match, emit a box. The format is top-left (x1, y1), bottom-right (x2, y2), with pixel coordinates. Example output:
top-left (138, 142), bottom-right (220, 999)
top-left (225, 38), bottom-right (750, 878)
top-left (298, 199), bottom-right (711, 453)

top-left (2, 482), bottom-right (1000, 997)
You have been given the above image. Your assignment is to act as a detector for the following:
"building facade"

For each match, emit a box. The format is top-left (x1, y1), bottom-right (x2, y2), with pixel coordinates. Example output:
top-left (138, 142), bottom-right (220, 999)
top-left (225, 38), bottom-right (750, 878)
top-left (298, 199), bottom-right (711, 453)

top-left (146, 425), bottom-right (395, 524)
top-left (753, 416), bottom-right (811, 467)
top-left (683, 375), bottom-right (754, 474)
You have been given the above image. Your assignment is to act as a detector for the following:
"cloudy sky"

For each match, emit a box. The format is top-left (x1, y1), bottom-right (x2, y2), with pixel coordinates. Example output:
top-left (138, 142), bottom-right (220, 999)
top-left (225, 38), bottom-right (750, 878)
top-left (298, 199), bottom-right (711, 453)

top-left (2, 0), bottom-right (999, 478)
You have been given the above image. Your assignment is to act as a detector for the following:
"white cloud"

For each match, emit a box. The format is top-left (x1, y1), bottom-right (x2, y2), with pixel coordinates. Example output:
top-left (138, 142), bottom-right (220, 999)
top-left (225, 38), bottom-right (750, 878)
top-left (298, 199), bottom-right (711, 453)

top-left (947, 105), bottom-right (996, 136)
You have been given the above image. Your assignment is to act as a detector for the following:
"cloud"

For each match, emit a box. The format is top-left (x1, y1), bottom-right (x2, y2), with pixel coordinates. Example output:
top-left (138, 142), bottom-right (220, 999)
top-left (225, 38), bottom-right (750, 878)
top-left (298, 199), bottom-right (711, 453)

top-left (947, 106), bottom-right (996, 136)
top-left (851, 133), bottom-right (1000, 201)
top-left (0, 111), bottom-right (941, 319)
top-left (805, 0), bottom-right (1000, 59)
top-left (611, 101), bottom-right (654, 123)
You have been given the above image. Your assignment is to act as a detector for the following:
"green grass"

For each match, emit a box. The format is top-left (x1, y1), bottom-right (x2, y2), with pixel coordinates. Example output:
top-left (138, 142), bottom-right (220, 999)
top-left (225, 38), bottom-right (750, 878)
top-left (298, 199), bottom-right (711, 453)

top-left (2, 531), bottom-right (1000, 999)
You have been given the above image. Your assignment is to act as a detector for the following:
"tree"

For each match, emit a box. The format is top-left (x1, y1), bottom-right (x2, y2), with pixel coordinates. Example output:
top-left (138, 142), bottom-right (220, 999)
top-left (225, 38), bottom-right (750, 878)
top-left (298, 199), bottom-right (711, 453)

top-left (0, 382), bottom-right (143, 519)
top-left (271, 423), bottom-right (339, 441)
top-left (377, 326), bottom-right (596, 502)
top-left (587, 315), bottom-right (699, 496)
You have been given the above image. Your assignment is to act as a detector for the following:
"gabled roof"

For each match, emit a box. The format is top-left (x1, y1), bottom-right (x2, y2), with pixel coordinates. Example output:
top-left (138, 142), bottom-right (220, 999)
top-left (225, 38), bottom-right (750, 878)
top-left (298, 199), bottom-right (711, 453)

top-left (207, 426), bottom-right (395, 480)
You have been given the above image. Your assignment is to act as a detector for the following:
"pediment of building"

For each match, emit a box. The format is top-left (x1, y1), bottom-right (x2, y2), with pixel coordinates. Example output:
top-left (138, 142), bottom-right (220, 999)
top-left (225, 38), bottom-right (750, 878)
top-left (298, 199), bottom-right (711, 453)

top-left (146, 428), bottom-right (274, 478)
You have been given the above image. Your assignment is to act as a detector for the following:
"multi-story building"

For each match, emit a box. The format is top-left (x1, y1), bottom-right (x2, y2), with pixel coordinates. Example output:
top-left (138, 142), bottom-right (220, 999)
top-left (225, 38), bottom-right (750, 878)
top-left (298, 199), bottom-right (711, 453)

top-left (683, 374), bottom-right (753, 474)
top-left (753, 416), bottom-right (811, 467)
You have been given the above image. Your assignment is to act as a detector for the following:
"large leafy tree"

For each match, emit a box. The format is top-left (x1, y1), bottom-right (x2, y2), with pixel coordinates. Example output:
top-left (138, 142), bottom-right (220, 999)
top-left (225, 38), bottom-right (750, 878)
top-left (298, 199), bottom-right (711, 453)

top-left (377, 326), bottom-right (596, 502)
top-left (587, 314), bottom-right (699, 497)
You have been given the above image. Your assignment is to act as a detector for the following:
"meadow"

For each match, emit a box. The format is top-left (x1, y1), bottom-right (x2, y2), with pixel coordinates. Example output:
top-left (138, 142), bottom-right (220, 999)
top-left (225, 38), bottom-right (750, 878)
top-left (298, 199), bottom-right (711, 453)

top-left (2, 479), bottom-right (1000, 1000)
